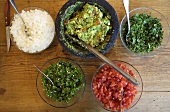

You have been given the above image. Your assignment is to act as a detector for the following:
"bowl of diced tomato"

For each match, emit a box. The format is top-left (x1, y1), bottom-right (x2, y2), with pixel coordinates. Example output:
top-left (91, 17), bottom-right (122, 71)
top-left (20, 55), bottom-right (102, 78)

top-left (91, 60), bottom-right (143, 112)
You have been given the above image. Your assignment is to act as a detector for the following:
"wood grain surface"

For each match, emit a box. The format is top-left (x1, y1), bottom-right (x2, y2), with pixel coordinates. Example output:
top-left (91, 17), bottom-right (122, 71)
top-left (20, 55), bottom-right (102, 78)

top-left (0, 0), bottom-right (170, 112)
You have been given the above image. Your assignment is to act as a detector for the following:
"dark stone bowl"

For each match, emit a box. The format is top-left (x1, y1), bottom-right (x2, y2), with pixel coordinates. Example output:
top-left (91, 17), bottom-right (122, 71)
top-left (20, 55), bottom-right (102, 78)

top-left (55, 0), bottom-right (119, 58)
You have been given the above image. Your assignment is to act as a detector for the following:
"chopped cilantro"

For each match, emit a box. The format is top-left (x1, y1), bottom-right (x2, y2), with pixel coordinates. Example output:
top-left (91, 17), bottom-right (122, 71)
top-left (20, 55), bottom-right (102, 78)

top-left (122, 13), bottom-right (163, 53)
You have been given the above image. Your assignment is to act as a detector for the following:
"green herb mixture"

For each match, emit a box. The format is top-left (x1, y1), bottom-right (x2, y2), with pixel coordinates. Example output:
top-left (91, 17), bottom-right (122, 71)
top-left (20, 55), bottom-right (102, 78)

top-left (42, 60), bottom-right (84, 103)
top-left (123, 13), bottom-right (163, 53)
top-left (65, 3), bottom-right (112, 47)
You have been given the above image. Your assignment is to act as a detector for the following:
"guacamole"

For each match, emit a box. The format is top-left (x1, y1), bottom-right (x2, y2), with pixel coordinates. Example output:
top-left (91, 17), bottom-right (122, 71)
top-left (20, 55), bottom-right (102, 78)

top-left (64, 3), bottom-right (112, 47)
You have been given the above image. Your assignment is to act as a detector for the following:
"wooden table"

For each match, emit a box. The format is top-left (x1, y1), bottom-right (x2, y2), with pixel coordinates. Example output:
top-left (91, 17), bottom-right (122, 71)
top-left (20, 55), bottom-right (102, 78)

top-left (0, 0), bottom-right (170, 112)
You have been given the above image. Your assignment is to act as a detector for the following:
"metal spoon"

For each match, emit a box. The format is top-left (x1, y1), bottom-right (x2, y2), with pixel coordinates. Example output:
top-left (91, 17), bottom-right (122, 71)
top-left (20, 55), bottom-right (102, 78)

top-left (66, 34), bottom-right (140, 86)
top-left (33, 64), bottom-right (54, 86)
top-left (9, 0), bottom-right (29, 36)
top-left (123, 0), bottom-right (130, 44)
top-left (119, 89), bottom-right (124, 112)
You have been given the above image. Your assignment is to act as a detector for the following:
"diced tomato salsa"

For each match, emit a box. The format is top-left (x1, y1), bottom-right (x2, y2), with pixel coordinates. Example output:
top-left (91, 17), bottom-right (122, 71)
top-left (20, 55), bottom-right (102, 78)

top-left (92, 63), bottom-right (137, 111)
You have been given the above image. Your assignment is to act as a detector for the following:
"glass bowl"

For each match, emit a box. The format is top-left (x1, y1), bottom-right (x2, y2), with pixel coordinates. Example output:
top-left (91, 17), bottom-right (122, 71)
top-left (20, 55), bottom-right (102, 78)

top-left (120, 7), bottom-right (170, 57)
top-left (55, 0), bottom-right (119, 58)
top-left (91, 60), bottom-right (143, 112)
top-left (10, 7), bottom-right (55, 54)
top-left (36, 57), bottom-right (86, 108)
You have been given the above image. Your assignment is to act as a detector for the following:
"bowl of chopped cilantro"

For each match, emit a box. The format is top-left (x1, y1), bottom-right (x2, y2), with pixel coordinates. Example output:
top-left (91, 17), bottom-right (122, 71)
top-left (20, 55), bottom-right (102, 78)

top-left (120, 7), bottom-right (170, 57)
top-left (56, 0), bottom-right (119, 58)
top-left (36, 57), bottom-right (86, 108)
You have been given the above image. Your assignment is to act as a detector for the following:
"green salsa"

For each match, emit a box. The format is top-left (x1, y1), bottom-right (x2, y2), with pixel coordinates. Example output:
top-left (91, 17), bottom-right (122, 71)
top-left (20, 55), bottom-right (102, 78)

top-left (65, 3), bottom-right (112, 47)
top-left (123, 13), bottom-right (163, 53)
top-left (41, 60), bottom-right (85, 103)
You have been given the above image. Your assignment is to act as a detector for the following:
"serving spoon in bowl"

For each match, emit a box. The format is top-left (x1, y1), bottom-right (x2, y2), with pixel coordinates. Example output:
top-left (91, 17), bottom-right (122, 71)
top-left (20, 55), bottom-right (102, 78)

top-left (66, 34), bottom-right (140, 86)
top-left (33, 64), bottom-right (54, 86)
top-left (9, 0), bottom-right (29, 36)
top-left (123, 0), bottom-right (131, 44)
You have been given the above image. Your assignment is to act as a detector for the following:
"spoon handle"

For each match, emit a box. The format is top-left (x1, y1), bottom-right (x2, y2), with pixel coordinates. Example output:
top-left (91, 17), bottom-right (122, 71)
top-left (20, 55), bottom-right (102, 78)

top-left (33, 64), bottom-right (54, 86)
top-left (123, 0), bottom-right (130, 31)
top-left (9, 0), bottom-right (20, 15)
top-left (84, 42), bottom-right (139, 86)
top-left (66, 34), bottom-right (140, 86)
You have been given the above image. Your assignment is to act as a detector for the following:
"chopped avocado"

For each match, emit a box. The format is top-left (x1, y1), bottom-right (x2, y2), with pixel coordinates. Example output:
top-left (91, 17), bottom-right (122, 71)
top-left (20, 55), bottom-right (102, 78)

top-left (65, 3), bottom-right (112, 47)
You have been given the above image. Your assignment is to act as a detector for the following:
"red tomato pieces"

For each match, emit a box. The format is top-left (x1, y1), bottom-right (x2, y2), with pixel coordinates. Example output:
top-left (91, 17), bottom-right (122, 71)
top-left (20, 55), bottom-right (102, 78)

top-left (92, 63), bottom-right (137, 111)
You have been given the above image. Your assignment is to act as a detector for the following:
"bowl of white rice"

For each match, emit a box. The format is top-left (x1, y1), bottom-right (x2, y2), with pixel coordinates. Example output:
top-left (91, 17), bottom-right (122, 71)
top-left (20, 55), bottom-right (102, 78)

top-left (10, 7), bottom-right (55, 53)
